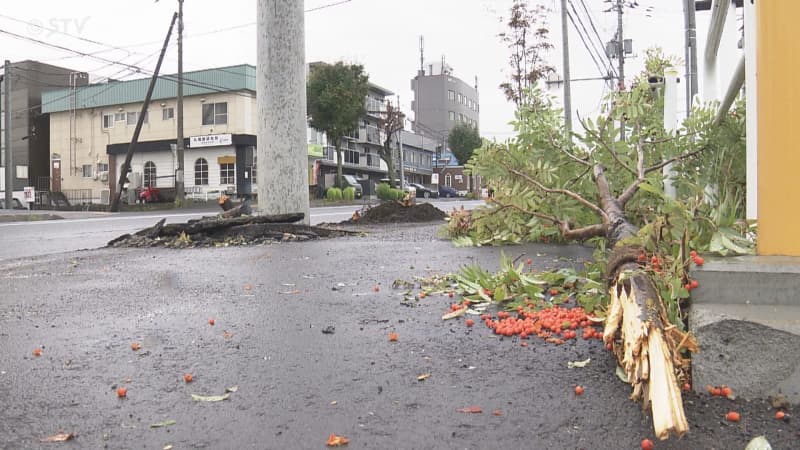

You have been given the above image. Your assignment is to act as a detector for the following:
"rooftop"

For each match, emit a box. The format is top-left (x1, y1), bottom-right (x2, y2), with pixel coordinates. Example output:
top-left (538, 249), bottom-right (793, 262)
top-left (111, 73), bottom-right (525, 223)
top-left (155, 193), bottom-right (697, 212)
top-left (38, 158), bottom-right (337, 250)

top-left (41, 64), bottom-right (255, 114)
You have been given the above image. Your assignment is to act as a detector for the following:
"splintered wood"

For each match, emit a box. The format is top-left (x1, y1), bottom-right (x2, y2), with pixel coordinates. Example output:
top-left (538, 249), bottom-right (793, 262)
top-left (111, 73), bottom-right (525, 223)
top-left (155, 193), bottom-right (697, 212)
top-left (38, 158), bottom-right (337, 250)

top-left (603, 265), bottom-right (697, 440)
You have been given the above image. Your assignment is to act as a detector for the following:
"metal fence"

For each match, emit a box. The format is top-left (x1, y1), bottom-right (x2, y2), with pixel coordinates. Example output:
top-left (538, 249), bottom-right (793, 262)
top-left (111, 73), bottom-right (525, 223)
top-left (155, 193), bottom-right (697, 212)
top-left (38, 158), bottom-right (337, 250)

top-left (61, 189), bottom-right (93, 204)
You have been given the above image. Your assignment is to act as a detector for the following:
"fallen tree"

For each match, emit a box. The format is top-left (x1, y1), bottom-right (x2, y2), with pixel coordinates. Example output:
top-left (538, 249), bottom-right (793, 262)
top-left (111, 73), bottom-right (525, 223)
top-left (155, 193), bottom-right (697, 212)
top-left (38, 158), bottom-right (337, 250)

top-left (454, 51), bottom-right (747, 439)
top-left (108, 212), bottom-right (358, 248)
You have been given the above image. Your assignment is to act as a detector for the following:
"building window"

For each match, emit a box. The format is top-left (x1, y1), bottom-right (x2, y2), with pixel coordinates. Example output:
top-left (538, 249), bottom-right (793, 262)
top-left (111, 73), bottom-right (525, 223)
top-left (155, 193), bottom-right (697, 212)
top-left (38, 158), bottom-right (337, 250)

top-left (445, 173), bottom-right (452, 187)
top-left (114, 112), bottom-right (126, 122)
top-left (162, 107), bottom-right (174, 120)
top-left (459, 113), bottom-right (465, 122)
top-left (202, 102), bottom-right (228, 125)
top-left (344, 149), bottom-right (359, 165)
top-left (81, 164), bottom-right (93, 178)
top-left (250, 150), bottom-right (257, 181)
top-left (143, 161), bottom-right (157, 187)
top-left (102, 114), bottom-right (114, 129)
top-left (220, 163), bottom-right (235, 185)
top-left (194, 158), bottom-right (208, 185)
top-left (96, 162), bottom-right (109, 173)
top-left (448, 111), bottom-right (455, 121)
top-left (126, 111), bottom-right (148, 125)
top-left (457, 93), bottom-right (463, 104)
top-left (448, 90), bottom-right (455, 101)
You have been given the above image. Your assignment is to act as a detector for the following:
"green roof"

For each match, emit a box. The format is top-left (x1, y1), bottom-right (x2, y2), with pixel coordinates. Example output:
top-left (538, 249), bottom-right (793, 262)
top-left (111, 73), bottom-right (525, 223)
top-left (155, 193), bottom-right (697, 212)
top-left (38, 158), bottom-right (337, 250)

top-left (42, 64), bottom-right (255, 113)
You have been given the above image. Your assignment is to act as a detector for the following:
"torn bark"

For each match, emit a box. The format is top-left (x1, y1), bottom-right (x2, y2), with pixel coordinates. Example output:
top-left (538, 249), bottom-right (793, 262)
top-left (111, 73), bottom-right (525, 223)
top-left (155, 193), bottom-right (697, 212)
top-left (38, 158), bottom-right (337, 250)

top-left (600, 199), bottom-right (698, 440)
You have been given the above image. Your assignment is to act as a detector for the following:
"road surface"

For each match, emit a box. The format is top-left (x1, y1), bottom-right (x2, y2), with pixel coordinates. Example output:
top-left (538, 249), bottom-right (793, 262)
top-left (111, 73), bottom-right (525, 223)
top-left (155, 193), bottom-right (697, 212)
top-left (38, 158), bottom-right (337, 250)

top-left (0, 200), bottom-right (485, 261)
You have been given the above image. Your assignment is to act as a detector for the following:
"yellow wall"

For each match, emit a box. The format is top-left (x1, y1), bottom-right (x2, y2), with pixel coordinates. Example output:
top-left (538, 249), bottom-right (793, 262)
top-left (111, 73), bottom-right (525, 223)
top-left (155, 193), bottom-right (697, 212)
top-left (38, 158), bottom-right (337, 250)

top-left (757, 1), bottom-right (800, 255)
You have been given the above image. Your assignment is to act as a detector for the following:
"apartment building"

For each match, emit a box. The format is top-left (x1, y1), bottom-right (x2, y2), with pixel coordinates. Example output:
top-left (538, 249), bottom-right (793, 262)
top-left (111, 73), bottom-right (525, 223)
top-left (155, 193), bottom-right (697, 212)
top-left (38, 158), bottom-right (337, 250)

top-left (42, 65), bottom-right (257, 203)
top-left (309, 82), bottom-right (392, 197)
top-left (410, 60), bottom-right (479, 143)
top-left (410, 59), bottom-right (480, 193)
top-left (1, 60), bottom-right (87, 192)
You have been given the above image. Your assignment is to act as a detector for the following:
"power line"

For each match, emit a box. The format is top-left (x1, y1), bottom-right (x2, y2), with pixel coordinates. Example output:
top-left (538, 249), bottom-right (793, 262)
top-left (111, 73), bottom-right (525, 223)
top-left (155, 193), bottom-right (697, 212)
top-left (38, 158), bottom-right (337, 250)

top-left (0, 27), bottom-right (254, 104)
top-left (305, 0), bottom-right (353, 13)
top-left (566, 10), bottom-right (608, 79)
top-left (577, 0), bottom-right (617, 77)
top-left (567, 0), bottom-right (613, 79)
top-left (0, 13), bottom-right (141, 60)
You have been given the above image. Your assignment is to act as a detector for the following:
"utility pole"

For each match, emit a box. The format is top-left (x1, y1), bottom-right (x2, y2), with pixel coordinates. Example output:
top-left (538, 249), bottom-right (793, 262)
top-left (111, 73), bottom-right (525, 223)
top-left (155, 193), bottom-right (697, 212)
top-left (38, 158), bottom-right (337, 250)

top-left (397, 95), bottom-right (405, 189)
top-left (174, 0), bottom-right (185, 205)
top-left (560, 0), bottom-right (572, 137)
top-left (683, 0), bottom-right (698, 117)
top-left (616, 0), bottom-right (626, 141)
top-left (256, 0), bottom-right (309, 223)
top-left (4, 60), bottom-right (12, 209)
top-left (110, 13), bottom-right (178, 212)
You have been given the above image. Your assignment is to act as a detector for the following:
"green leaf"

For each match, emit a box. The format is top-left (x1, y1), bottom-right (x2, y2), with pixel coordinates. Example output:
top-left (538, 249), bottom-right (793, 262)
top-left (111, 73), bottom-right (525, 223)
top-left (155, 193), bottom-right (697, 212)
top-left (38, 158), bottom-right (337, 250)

top-left (150, 420), bottom-right (177, 428)
top-left (721, 233), bottom-right (754, 255)
top-left (567, 358), bottom-right (591, 368)
top-left (191, 392), bottom-right (231, 402)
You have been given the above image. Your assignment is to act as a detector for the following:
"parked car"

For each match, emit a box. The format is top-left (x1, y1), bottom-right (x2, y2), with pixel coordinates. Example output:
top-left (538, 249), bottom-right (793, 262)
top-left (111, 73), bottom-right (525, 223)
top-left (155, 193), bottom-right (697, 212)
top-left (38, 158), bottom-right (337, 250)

top-left (408, 183), bottom-right (438, 199)
top-left (0, 198), bottom-right (25, 209)
top-left (438, 185), bottom-right (458, 198)
top-left (341, 175), bottom-right (363, 199)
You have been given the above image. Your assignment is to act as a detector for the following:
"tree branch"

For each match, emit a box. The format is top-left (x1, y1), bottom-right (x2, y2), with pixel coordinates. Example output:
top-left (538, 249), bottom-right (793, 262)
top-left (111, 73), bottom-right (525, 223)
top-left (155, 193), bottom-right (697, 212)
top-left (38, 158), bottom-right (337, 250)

top-left (547, 128), bottom-right (591, 167)
top-left (618, 126), bottom-right (647, 207)
top-left (644, 145), bottom-right (707, 174)
top-left (499, 161), bottom-right (608, 222)
top-left (579, 113), bottom-right (637, 177)
top-left (490, 199), bottom-right (606, 241)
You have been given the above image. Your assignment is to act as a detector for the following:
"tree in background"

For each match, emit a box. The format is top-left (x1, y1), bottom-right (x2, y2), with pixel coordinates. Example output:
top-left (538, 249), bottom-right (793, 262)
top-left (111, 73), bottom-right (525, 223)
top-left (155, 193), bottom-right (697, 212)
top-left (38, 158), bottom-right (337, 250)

top-left (498, 0), bottom-right (554, 107)
top-left (448, 122), bottom-right (483, 193)
top-left (307, 62), bottom-right (369, 188)
top-left (374, 100), bottom-right (405, 187)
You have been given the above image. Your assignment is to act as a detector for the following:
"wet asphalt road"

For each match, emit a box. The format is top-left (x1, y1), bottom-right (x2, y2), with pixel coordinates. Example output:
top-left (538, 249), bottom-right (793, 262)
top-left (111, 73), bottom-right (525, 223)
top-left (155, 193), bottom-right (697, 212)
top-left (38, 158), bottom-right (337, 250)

top-left (0, 199), bottom-right (484, 261)
top-left (1, 223), bottom-right (798, 449)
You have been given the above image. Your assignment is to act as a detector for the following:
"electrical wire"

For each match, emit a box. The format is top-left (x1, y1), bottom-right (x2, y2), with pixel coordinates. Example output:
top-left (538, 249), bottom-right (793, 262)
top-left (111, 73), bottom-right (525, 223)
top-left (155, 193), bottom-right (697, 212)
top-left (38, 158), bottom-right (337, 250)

top-left (305, 0), bottom-right (353, 13)
top-left (567, 0), bottom-right (614, 79)
top-left (0, 27), bottom-right (255, 105)
top-left (577, 0), bottom-right (618, 77)
top-left (0, 13), bottom-right (136, 59)
top-left (566, 10), bottom-right (609, 79)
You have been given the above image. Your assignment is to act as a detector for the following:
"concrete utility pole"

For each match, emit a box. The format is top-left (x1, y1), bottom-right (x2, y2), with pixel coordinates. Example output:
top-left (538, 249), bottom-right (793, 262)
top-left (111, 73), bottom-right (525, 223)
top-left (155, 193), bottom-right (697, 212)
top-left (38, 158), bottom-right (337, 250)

top-left (397, 95), bottom-right (406, 189)
top-left (256, 0), bottom-right (310, 224)
top-left (4, 60), bottom-right (12, 209)
top-left (560, 0), bottom-right (572, 137)
top-left (683, 0), bottom-right (698, 117)
top-left (175, 0), bottom-right (185, 204)
top-left (663, 69), bottom-right (679, 199)
top-left (616, 0), bottom-right (626, 141)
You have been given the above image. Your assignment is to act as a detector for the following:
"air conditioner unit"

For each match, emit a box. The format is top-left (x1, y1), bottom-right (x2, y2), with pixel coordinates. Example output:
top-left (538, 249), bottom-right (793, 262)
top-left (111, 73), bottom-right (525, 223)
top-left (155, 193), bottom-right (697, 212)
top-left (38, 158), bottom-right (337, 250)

top-left (99, 171), bottom-right (109, 182)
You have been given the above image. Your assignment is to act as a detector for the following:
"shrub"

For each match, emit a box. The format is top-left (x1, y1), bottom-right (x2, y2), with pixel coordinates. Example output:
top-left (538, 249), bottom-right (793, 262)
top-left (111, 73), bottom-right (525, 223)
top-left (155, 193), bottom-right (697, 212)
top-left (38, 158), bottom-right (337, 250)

top-left (376, 183), bottom-right (392, 200)
top-left (392, 188), bottom-right (407, 200)
top-left (326, 187), bottom-right (342, 201)
top-left (342, 187), bottom-right (355, 201)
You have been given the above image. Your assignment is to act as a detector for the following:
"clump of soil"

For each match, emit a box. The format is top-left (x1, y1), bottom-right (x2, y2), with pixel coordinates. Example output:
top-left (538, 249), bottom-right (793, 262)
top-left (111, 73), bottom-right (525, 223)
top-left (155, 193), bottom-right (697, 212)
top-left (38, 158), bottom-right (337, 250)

top-left (350, 202), bottom-right (447, 224)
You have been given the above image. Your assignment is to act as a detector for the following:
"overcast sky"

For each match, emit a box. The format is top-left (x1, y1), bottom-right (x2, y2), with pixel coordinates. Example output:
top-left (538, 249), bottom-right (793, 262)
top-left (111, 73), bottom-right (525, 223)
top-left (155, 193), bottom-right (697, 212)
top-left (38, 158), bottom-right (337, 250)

top-left (0, 0), bottom-right (734, 141)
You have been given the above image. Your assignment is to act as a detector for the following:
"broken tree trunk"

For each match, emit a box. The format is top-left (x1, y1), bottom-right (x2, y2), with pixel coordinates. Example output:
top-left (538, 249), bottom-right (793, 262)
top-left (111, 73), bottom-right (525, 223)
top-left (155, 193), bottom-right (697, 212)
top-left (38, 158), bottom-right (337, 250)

top-left (218, 194), bottom-right (252, 218)
top-left (595, 165), bottom-right (697, 440)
